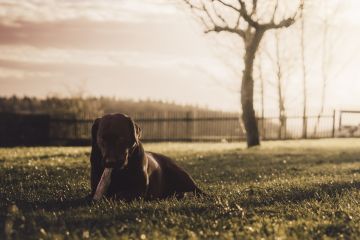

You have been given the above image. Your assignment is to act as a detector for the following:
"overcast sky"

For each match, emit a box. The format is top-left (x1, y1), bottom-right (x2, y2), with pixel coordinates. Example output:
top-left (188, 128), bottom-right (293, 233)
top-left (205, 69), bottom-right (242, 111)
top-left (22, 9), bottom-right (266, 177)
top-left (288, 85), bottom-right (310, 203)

top-left (0, 0), bottom-right (360, 113)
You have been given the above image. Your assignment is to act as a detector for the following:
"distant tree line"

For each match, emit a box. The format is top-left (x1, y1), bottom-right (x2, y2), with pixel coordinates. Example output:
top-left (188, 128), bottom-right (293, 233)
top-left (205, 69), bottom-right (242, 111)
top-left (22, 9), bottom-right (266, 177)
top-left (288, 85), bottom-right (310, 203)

top-left (0, 96), bottom-right (218, 118)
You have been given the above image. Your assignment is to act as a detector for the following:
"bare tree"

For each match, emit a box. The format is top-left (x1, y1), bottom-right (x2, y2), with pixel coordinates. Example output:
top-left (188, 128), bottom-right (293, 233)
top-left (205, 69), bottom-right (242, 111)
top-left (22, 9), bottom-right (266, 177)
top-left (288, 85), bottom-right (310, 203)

top-left (260, 30), bottom-right (296, 140)
top-left (184, 0), bottom-right (303, 147)
top-left (255, 54), bottom-right (265, 138)
top-left (300, 7), bottom-right (307, 139)
top-left (274, 31), bottom-right (287, 139)
top-left (313, 1), bottom-right (341, 136)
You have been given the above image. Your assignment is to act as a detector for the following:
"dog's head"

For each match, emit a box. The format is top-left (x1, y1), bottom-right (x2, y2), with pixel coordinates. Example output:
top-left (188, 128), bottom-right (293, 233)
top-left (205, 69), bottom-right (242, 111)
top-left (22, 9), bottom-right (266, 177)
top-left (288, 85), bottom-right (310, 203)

top-left (92, 113), bottom-right (142, 169)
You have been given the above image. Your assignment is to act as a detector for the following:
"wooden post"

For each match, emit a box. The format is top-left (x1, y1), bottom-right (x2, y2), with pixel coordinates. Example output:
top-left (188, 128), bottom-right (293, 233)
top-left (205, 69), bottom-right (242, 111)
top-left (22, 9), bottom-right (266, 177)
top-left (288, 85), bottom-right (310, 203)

top-left (262, 117), bottom-right (266, 140)
top-left (45, 114), bottom-right (51, 146)
top-left (338, 111), bottom-right (342, 131)
top-left (186, 111), bottom-right (193, 142)
top-left (332, 110), bottom-right (336, 138)
top-left (192, 111), bottom-right (197, 141)
top-left (74, 117), bottom-right (78, 140)
top-left (284, 118), bottom-right (287, 140)
top-left (302, 116), bottom-right (307, 139)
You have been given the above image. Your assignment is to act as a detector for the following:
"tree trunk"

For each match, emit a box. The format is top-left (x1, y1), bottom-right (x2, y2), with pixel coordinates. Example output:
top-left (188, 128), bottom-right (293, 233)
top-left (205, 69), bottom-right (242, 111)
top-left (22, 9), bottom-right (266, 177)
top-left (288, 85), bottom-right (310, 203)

top-left (300, 12), bottom-right (307, 139)
top-left (275, 33), bottom-right (286, 140)
top-left (258, 58), bottom-right (265, 139)
top-left (241, 30), bottom-right (264, 147)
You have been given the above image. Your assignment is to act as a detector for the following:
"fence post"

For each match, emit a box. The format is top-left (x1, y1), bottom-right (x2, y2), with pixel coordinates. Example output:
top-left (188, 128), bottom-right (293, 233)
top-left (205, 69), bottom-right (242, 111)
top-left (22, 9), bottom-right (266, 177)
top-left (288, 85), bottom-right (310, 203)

top-left (45, 115), bottom-right (51, 146)
top-left (302, 116), bottom-right (307, 139)
top-left (284, 118), bottom-right (287, 140)
top-left (74, 118), bottom-right (78, 139)
top-left (338, 111), bottom-right (342, 131)
top-left (186, 111), bottom-right (193, 142)
top-left (192, 111), bottom-right (197, 141)
top-left (262, 117), bottom-right (266, 140)
top-left (332, 110), bottom-right (336, 138)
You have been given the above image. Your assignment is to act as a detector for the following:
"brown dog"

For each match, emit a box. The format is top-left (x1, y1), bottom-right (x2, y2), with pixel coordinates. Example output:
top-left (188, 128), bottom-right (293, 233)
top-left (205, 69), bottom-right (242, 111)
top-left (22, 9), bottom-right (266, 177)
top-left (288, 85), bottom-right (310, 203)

top-left (90, 113), bottom-right (204, 201)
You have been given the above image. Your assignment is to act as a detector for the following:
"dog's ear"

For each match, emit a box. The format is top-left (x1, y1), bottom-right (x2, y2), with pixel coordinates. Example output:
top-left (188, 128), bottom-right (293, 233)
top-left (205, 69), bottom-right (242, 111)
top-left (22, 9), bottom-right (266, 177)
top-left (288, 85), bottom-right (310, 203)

top-left (135, 121), bottom-right (142, 140)
top-left (90, 118), bottom-right (103, 196)
top-left (91, 118), bottom-right (101, 152)
top-left (129, 118), bottom-right (142, 144)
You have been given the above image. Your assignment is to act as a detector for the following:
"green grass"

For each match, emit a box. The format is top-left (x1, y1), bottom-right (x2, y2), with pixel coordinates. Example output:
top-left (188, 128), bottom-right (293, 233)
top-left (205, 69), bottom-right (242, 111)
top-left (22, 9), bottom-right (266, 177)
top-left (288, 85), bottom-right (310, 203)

top-left (1, 139), bottom-right (360, 239)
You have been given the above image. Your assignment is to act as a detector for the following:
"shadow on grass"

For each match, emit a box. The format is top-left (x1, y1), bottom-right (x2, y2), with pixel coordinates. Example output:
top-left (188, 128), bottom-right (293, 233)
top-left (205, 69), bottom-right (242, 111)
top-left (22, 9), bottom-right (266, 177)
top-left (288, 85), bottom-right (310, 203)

top-left (241, 180), bottom-right (360, 208)
top-left (193, 152), bottom-right (359, 169)
top-left (314, 223), bottom-right (352, 238)
top-left (0, 195), bottom-right (92, 213)
top-left (50, 179), bottom-right (359, 234)
top-left (178, 151), bottom-right (360, 185)
top-left (35, 152), bottom-right (90, 160)
top-left (1, 181), bottom-right (358, 238)
top-left (3, 179), bottom-right (358, 216)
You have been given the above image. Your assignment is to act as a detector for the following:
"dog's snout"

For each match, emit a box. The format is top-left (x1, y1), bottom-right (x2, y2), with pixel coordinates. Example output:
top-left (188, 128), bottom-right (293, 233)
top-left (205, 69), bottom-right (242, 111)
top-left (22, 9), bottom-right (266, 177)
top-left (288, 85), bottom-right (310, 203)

top-left (104, 158), bottom-right (116, 168)
top-left (104, 157), bottom-right (116, 164)
top-left (104, 151), bottom-right (129, 168)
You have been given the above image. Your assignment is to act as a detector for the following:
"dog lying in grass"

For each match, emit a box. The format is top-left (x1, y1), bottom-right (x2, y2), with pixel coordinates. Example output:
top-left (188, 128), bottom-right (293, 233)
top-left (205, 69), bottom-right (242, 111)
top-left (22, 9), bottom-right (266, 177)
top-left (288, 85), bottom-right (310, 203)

top-left (90, 113), bottom-right (204, 201)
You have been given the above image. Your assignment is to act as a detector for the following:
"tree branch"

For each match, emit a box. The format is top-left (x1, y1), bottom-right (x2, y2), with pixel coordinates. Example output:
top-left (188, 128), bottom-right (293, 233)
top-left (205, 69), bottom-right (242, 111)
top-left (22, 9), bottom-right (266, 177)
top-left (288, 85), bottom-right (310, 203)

top-left (234, 12), bottom-right (241, 29)
top-left (271, 0), bottom-right (279, 22)
top-left (214, 0), bottom-right (259, 29)
top-left (262, 0), bottom-right (304, 30)
top-left (214, 0), bottom-right (245, 33)
top-left (211, 2), bottom-right (228, 27)
top-left (238, 0), bottom-right (260, 28)
top-left (262, 17), bottom-right (295, 30)
top-left (183, 0), bottom-right (203, 11)
top-left (203, 3), bottom-right (217, 26)
top-left (206, 25), bottom-right (245, 38)
top-left (184, 0), bottom-right (245, 37)
top-left (184, 0), bottom-right (213, 31)
top-left (251, 0), bottom-right (257, 16)
top-left (184, 0), bottom-right (303, 37)
top-left (184, 0), bottom-right (223, 34)
top-left (214, 0), bottom-right (240, 12)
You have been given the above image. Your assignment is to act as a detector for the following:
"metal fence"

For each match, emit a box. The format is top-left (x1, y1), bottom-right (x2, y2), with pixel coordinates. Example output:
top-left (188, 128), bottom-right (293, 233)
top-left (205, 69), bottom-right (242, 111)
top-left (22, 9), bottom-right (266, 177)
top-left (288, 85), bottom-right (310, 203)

top-left (338, 110), bottom-right (360, 137)
top-left (49, 112), bottom-right (244, 144)
top-left (1, 110), bottom-right (355, 146)
top-left (49, 111), bottom-right (338, 145)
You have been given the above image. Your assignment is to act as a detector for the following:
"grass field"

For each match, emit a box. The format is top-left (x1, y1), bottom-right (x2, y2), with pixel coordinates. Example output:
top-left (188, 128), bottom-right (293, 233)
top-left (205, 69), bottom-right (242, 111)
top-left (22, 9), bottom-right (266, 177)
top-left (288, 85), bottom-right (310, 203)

top-left (1, 139), bottom-right (360, 239)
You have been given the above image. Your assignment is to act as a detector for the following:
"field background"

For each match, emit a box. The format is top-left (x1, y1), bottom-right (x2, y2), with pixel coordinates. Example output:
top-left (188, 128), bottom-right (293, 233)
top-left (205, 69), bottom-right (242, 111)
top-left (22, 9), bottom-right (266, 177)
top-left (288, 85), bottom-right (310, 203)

top-left (1, 139), bottom-right (360, 239)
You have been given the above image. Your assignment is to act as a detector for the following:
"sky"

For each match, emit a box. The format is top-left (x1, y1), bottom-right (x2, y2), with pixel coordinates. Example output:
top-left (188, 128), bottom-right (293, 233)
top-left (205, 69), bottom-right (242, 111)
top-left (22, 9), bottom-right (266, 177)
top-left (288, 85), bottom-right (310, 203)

top-left (0, 0), bottom-right (360, 114)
